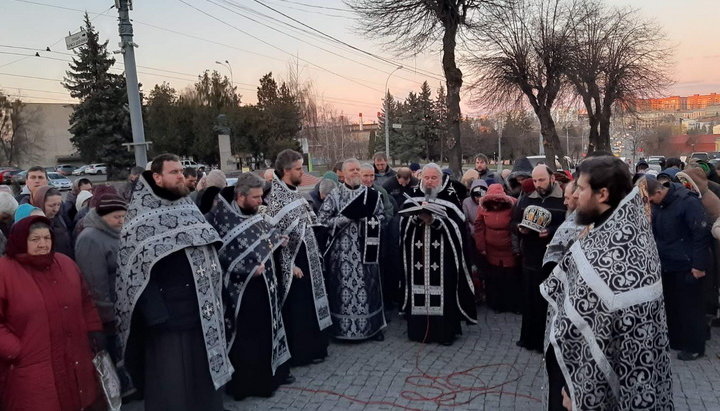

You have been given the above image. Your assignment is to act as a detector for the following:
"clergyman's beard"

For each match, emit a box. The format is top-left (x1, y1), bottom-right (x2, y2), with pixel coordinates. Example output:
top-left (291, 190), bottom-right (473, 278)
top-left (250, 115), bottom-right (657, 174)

top-left (423, 185), bottom-right (440, 200)
top-left (241, 205), bottom-right (258, 215)
top-left (168, 184), bottom-right (190, 197)
top-left (575, 207), bottom-right (600, 226)
top-left (290, 175), bottom-right (302, 187)
top-left (346, 176), bottom-right (362, 188)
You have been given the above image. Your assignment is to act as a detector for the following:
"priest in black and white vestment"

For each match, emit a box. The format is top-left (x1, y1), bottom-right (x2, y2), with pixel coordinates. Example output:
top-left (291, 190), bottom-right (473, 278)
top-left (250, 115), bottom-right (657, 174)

top-left (318, 159), bottom-right (387, 341)
top-left (400, 163), bottom-right (477, 345)
top-left (266, 149), bottom-right (332, 365)
top-left (204, 174), bottom-right (292, 400)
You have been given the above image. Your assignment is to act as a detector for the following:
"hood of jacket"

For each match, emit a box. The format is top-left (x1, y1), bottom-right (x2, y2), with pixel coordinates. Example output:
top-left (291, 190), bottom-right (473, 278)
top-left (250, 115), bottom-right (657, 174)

top-left (528, 182), bottom-right (563, 199)
top-left (82, 208), bottom-right (120, 239)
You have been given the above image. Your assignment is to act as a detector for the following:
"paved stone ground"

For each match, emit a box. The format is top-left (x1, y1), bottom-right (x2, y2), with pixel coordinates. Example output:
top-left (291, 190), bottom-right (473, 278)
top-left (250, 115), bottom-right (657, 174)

top-left (123, 306), bottom-right (720, 410)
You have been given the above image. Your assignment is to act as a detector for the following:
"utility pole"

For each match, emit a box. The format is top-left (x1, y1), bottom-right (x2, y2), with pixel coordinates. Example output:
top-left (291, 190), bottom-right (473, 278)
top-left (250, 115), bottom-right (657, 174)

top-left (384, 66), bottom-right (403, 162)
top-left (116, 0), bottom-right (148, 167)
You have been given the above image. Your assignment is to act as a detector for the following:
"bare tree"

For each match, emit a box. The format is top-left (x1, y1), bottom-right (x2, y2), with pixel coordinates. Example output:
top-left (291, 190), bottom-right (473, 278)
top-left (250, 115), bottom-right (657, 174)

top-left (566, 2), bottom-right (673, 153)
top-left (466, 0), bottom-right (575, 169)
top-left (0, 93), bottom-right (39, 166)
top-left (345, 0), bottom-right (505, 175)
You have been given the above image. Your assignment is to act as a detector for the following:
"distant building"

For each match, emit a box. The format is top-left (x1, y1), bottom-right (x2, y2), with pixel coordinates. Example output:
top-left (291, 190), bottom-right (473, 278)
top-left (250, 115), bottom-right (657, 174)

top-left (635, 93), bottom-right (720, 113)
top-left (12, 103), bottom-right (78, 169)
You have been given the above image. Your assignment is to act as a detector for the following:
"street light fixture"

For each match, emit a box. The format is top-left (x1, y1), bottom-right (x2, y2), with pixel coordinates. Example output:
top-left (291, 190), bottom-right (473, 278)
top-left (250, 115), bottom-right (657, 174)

top-left (384, 66), bottom-right (403, 162)
top-left (215, 60), bottom-right (234, 86)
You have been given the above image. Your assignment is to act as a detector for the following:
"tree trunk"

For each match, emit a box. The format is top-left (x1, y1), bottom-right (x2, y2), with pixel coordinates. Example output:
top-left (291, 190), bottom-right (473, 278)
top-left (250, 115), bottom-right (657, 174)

top-left (598, 100), bottom-right (612, 152)
top-left (442, 22), bottom-right (463, 177)
top-left (537, 107), bottom-right (567, 171)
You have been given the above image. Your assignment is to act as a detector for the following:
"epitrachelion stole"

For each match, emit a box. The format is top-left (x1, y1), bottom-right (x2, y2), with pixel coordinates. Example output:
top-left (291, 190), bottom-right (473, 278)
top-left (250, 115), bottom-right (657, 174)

top-left (409, 224), bottom-right (445, 316)
top-left (363, 216), bottom-right (381, 264)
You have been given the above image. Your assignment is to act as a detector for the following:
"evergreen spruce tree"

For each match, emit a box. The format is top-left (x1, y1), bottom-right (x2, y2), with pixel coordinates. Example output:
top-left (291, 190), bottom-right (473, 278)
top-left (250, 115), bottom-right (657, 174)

top-left (376, 91), bottom-right (399, 154)
top-left (63, 13), bottom-right (131, 174)
top-left (434, 85), bottom-right (448, 163)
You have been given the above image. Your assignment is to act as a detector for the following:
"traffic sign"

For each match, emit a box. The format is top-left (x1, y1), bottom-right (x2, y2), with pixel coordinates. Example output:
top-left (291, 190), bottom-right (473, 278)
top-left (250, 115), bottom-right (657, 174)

top-left (65, 30), bottom-right (88, 50)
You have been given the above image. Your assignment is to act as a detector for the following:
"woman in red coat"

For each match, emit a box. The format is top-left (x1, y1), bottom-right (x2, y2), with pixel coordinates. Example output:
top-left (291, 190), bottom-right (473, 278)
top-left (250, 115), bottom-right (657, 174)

top-left (474, 184), bottom-right (521, 313)
top-left (0, 215), bottom-right (103, 410)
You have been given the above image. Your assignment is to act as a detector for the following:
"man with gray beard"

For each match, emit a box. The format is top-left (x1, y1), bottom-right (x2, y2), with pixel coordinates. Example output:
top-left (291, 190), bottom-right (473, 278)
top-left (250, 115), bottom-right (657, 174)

top-left (318, 159), bottom-right (387, 341)
top-left (399, 164), bottom-right (477, 345)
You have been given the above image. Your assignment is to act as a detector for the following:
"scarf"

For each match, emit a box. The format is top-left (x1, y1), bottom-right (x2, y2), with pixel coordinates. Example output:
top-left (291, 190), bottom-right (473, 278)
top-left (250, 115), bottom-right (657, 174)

top-left (5, 215), bottom-right (55, 270)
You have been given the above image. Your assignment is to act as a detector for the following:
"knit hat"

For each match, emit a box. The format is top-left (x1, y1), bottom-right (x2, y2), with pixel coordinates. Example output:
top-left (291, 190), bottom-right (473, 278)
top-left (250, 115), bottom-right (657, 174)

top-left (409, 163), bottom-right (421, 172)
top-left (14, 203), bottom-right (43, 222)
top-left (75, 190), bottom-right (93, 212)
top-left (90, 184), bottom-right (119, 208)
top-left (205, 170), bottom-right (227, 189)
top-left (96, 194), bottom-right (127, 216)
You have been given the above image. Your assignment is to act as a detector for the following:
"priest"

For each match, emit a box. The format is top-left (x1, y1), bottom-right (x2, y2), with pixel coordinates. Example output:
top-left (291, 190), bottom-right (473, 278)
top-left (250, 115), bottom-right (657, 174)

top-left (541, 157), bottom-right (672, 410)
top-left (266, 149), bottom-right (332, 365)
top-left (400, 163), bottom-right (477, 345)
top-left (205, 172), bottom-right (292, 400)
top-left (115, 154), bottom-right (232, 411)
top-left (318, 158), bottom-right (387, 341)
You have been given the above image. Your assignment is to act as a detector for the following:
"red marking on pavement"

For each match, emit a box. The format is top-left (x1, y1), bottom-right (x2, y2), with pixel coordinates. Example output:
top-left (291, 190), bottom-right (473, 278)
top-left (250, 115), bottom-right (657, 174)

top-left (280, 317), bottom-right (542, 409)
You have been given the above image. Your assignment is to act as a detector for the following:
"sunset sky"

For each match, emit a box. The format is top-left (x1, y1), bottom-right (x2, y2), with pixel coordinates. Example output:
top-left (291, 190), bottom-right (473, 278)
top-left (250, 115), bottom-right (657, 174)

top-left (1, 0), bottom-right (718, 122)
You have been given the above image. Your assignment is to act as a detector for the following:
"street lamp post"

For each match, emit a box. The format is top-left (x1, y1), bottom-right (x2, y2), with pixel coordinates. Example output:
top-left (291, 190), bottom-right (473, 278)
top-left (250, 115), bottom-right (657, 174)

top-left (384, 66), bottom-right (403, 162)
top-left (215, 60), bottom-right (234, 86)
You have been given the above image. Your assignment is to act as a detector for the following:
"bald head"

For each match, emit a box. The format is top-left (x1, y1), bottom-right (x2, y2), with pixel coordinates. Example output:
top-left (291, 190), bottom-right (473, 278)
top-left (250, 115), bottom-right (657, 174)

top-left (532, 164), bottom-right (554, 196)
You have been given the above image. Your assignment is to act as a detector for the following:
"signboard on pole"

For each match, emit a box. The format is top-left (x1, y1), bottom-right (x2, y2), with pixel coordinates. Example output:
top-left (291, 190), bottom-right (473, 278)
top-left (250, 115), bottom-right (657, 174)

top-left (65, 31), bottom-right (88, 50)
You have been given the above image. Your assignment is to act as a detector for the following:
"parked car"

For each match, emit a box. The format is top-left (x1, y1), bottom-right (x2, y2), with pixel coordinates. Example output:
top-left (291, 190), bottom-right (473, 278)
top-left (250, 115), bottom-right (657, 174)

top-left (47, 172), bottom-right (72, 191)
top-left (0, 168), bottom-right (21, 184)
top-left (690, 152), bottom-right (710, 162)
top-left (72, 165), bottom-right (89, 175)
top-left (181, 159), bottom-right (207, 170)
top-left (12, 170), bottom-right (27, 186)
top-left (56, 164), bottom-right (76, 176)
top-left (647, 156), bottom-right (665, 172)
top-left (85, 163), bottom-right (107, 175)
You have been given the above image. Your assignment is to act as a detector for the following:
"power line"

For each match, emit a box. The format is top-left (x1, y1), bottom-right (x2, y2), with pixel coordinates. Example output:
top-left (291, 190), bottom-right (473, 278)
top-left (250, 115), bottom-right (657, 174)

top-left (214, 0), bottom-right (427, 88)
top-left (250, 0), bottom-right (445, 81)
top-left (273, 0), bottom-right (353, 13)
top-left (8, 0), bottom-right (424, 94)
top-left (177, 0), bottom-right (383, 92)
top-left (210, 0), bottom-right (398, 88)
top-left (3, 1), bottom-right (114, 69)
top-left (264, 0), bottom-right (352, 19)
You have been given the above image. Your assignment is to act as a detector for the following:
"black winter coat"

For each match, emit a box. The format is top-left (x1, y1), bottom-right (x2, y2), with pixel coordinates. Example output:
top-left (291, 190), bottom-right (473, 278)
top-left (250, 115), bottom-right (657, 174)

top-left (511, 183), bottom-right (567, 269)
top-left (652, 183), bottom-right (711, 273)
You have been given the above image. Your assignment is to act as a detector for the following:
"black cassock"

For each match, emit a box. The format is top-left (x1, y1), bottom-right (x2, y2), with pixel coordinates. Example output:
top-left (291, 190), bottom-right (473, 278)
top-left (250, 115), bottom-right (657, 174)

top-left (400, 176), bottom-right (477, 344)
top-left (205, 187), bottom-right (291, 400)
top-left (266, 176), bottom-right (332, 365)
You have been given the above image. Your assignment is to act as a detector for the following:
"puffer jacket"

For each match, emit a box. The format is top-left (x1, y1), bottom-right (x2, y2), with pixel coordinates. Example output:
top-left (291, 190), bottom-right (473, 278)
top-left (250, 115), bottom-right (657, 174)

top-left (652, 183), bottom-right (711, 272)
top-left (474, 184), bottom-right (517, 268)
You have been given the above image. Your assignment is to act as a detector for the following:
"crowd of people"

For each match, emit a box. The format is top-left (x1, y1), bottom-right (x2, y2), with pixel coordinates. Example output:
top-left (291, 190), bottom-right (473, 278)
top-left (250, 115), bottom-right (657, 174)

top-left (0, 148), bottom-right (718, 410)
